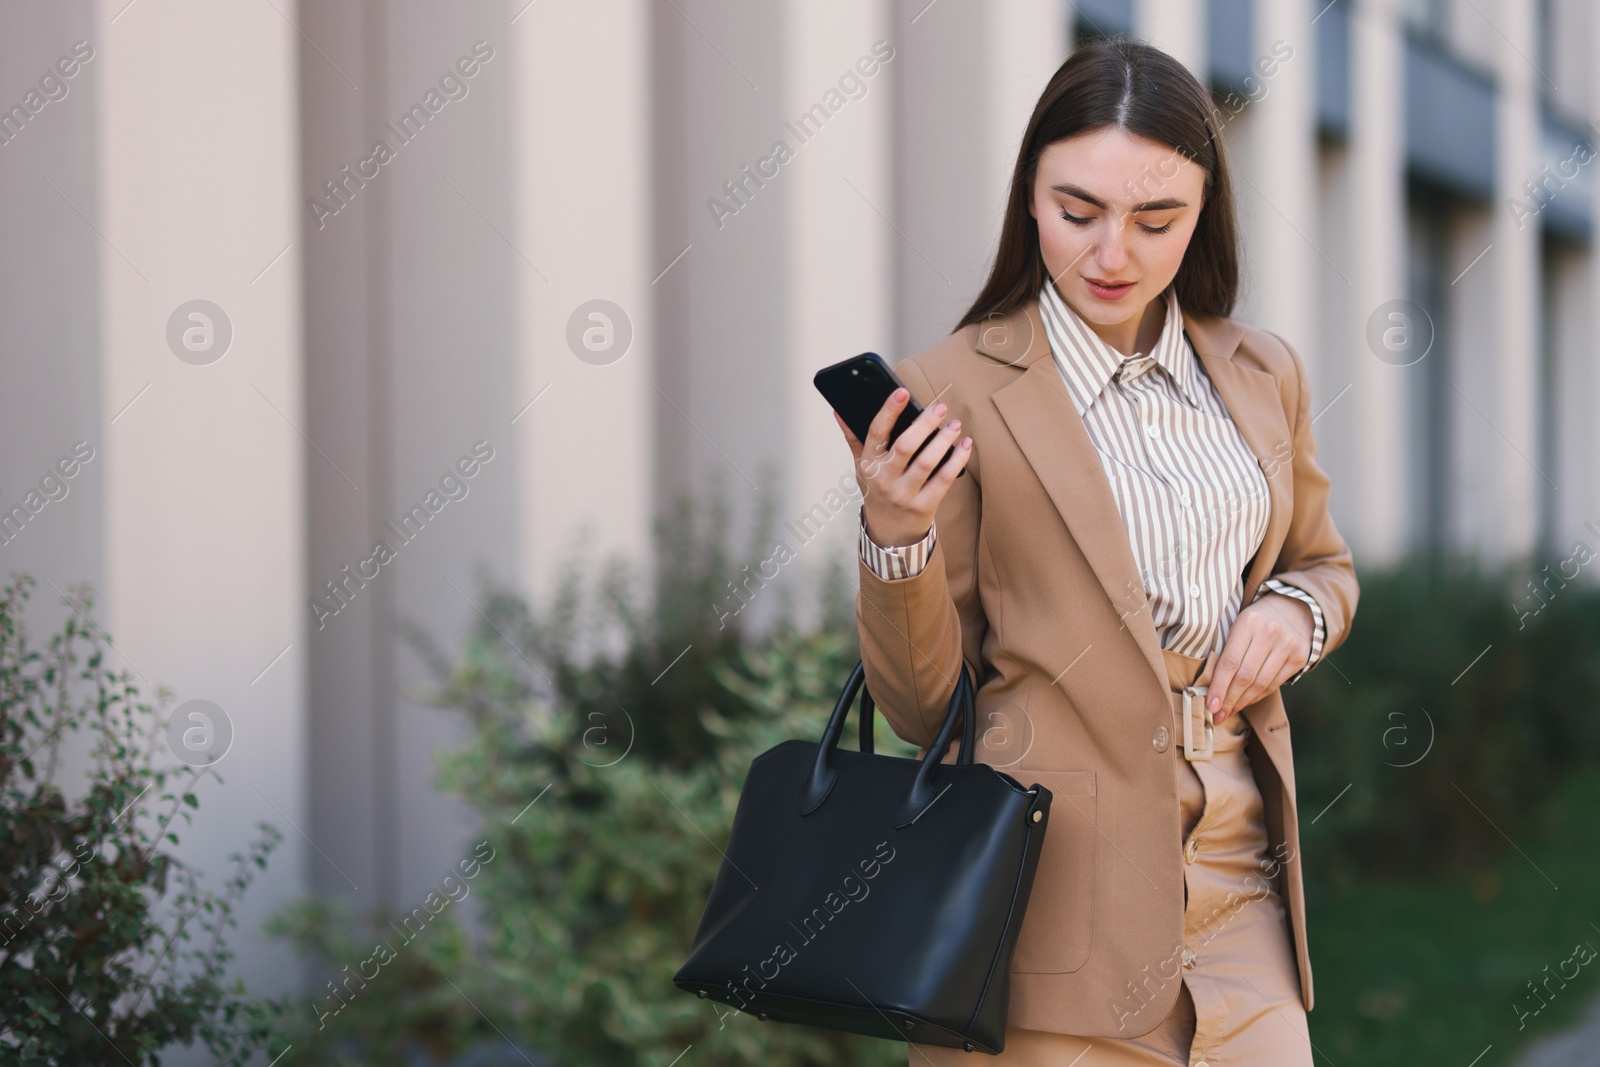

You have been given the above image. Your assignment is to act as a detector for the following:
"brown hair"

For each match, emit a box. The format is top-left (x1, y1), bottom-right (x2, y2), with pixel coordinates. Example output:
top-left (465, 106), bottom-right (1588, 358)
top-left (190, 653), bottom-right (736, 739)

top-left (956, 36), bottom-right (1240, 331)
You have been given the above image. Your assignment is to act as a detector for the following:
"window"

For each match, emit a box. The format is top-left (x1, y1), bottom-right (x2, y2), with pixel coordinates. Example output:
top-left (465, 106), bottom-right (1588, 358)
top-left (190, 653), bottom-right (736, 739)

top-left (1400, 0), bottom-right (1448, 40)
top-left (1403, 189), bottom-right (1454, 555)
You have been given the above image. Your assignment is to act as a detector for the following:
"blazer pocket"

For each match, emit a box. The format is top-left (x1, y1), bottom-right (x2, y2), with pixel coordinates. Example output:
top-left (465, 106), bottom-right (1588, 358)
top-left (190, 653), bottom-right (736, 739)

top-left (1009, 769), bottom-right (1096, 974)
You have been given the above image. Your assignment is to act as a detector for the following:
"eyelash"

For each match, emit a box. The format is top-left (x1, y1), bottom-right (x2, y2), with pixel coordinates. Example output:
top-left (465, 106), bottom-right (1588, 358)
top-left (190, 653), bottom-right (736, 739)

top-left (1060, 209), bottom-right (1173, 235)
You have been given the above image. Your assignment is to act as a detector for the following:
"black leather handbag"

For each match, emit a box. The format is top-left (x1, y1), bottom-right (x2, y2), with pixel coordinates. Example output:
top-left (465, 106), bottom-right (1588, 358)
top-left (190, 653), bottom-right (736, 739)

top-left (673, 659), bottom-right (1053, 1054)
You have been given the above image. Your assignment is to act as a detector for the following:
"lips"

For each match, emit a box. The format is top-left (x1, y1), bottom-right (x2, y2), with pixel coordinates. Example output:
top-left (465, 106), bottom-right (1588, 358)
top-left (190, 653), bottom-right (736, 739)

top-left (1084, 277), bottom-right (1135, 300)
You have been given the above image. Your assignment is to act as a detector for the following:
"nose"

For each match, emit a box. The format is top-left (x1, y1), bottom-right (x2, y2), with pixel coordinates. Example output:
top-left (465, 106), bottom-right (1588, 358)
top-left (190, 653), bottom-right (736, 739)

top-left (1095, 215), bottom-right (1130, 272)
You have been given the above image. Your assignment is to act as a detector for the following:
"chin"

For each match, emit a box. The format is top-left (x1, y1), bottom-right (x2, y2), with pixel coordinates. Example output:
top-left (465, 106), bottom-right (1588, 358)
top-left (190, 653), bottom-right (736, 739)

top-left (1076, 287), bottom-right (1141, 317)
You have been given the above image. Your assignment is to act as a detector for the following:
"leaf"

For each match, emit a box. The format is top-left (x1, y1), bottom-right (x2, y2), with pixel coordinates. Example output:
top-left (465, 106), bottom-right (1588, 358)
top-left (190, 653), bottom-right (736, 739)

top-left (0, 571), bottom-right (286, 1063)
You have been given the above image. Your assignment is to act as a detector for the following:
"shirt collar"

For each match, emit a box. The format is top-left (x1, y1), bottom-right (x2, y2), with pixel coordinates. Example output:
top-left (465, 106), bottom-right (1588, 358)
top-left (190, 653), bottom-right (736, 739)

top-left (1038, 280), bottom-right (1202, 415)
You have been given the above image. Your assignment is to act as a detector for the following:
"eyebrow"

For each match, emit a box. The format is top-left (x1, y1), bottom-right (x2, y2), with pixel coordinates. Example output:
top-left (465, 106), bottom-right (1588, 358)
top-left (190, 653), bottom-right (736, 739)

top-left (1050, 183), bottom-right (1187, 212)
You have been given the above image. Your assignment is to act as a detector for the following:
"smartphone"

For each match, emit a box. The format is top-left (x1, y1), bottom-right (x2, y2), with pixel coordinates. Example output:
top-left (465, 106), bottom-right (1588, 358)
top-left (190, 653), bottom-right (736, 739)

top-left (813, 352), bottom-right (964, 477)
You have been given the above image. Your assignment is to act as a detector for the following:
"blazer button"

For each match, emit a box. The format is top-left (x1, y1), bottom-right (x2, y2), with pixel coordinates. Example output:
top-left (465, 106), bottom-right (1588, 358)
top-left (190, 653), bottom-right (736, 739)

top-left (1152, 725), bottom-right (1170, 752)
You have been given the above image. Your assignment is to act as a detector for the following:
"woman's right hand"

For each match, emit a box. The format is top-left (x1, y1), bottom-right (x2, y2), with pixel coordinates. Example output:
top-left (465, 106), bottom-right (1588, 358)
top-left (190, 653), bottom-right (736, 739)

top-left (833, 387), bottom-right (973, 548)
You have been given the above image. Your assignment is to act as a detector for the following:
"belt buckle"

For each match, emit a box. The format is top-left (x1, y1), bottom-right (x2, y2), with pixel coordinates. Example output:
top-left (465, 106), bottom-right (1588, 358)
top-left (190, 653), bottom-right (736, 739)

top-left (1182, 685), bottom-right (1213, 761)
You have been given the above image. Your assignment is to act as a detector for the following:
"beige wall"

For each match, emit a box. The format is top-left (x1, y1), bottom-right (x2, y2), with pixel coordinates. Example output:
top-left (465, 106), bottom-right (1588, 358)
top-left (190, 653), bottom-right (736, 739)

top-left (297, 0), bottom-right (521, 920)
top-left (513, 0), bottom-right (655, 600)
top-left (3, 3), bottom-right (1600, 1049)
top-left (101, 0), bottom-right (308, 1027)
top-left (0, 1), bottom-right (104, 604)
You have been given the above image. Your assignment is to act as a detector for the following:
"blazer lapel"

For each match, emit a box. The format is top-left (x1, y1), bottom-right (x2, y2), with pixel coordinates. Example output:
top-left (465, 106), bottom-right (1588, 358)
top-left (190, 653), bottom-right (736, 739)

top-left (980, 297), bottom-right (1293, 691)
top-left (987, 299), bottom-right (1168, 690)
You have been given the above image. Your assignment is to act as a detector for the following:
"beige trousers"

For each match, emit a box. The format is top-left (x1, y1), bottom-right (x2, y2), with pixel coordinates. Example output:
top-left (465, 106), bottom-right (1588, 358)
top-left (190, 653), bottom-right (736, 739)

top-left (911, 651), bottom-right (1315, 1067)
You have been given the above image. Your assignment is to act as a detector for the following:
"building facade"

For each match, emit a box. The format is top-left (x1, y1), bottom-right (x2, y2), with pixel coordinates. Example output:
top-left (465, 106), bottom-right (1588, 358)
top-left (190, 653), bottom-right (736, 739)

top-left (1, 0), bottom-right (1597, 1022)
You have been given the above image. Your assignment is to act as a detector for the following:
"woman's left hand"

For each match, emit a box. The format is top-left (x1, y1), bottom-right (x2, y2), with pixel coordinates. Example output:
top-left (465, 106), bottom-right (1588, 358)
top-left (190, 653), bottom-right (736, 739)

top-left (1206, 593), bottom-right (1314, 722)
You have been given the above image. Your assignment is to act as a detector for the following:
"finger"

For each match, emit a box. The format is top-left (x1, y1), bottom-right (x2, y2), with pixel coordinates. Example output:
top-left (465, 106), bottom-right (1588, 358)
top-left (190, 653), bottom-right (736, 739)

top-left (1206, 630), bottom-right (1242, 717)
top-left (911, 435), bottom-right (974, 509)
top-left (904, 416), bottom-right (964, 488)
top-left (1227, 643), bottom-right (1291, 720)
top-left (1223, 639), bottom-right (1271, 718)
top-left (1217, 633), bottom-right (1271, 720)
top-left (1206, 672), bottom-right (1231, 719)
top-left (1251, 600), bottom-right (1309, 677)
top-left (1253, 642), bottom-right (1294, 697)
top-left (887, 399), bottom-right (949, 475)
top-left (1208, 623), bottom-right (1257, 717)
top-left (862, 387), bottom-right (911, 462)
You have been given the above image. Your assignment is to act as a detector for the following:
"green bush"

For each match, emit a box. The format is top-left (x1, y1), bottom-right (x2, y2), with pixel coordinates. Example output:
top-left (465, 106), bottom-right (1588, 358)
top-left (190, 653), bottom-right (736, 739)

top-left (396, 485), bottom-right (834, 773)
top-left (272, 622), bottom-right (916, 1066)
top-left (427, 623), bottom-right (911, 1066)
top-left (1289, 552), bottom-right (1600, 883)
top-left (269, 514), bottom-right (1600, 1063)
top-left (266, 893), bottom-right (498, 1065)
top-left (271, 491), bottom-right (911, 1065)
top-left (0, 574), bottom-right (284, 1065)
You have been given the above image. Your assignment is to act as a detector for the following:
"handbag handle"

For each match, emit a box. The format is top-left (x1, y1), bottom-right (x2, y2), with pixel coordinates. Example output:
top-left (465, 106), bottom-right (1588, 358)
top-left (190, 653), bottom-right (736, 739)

top-left (798, 660), bottom-right (977, 826)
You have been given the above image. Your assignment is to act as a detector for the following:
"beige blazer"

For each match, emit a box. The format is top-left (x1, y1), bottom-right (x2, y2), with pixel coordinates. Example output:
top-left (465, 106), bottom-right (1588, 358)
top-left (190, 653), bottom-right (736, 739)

top-left (855, 296), bottom-right (1359, 1038)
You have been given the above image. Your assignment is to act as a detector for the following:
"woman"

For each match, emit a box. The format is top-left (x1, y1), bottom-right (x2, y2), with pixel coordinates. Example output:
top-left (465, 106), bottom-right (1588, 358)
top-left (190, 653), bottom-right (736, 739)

top-left (832, 37), bottom-right (1357, 1066)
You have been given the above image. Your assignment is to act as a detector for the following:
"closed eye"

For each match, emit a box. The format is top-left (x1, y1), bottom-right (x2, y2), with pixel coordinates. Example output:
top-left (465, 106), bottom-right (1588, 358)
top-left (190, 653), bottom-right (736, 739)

top-left (1060, 209), bottom-right (1174, 235)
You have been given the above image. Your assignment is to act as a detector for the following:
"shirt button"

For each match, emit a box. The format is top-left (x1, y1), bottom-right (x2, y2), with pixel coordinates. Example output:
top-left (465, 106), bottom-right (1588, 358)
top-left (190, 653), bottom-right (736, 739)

top-left (1179, 492), bottom-right (1191, 507)
top-left (1152, 725), bottom-right (1170, 753)
top-left (1182, 947), bottom-right (1197, 970)
top-left (1184, 837), bottom-right (1199, 863)
top-left (1145, 423), bottom-right (1160, 439)
top-left (1189, 582), bottom-right (1201, 598)
top-left (1195, 1061), bottom-right (1210, 1067)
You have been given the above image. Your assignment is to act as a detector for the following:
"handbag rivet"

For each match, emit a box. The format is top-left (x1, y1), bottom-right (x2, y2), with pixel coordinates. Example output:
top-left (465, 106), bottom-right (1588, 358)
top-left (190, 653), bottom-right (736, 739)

top-left (758, 1012), bottom-right (769, 1021)
top-left (697, 989), bottom-right (707, 998)
top-left (1031, 810), bottom-right (1042, 823)
top-left (964, 1042), bottom-right (976, 1052)
top-left (903, 1019), bottom-right (914, 1030)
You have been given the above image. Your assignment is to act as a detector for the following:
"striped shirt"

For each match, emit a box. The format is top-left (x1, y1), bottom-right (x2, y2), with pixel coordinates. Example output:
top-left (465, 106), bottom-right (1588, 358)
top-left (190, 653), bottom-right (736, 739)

top-left (860, 281), bottom-right (1325, 682)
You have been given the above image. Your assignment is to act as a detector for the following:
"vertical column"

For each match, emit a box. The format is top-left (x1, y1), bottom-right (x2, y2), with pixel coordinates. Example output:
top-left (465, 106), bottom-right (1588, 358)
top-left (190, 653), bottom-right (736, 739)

top-left (377, 0), bottom-right (522, 910)
top-left (1537, 0), bottom-right (1597, 552)
top-left (0, 1), bottom-right (104, 603)
top-left (781, 0), bottom-right (896, 617)
top-left (893, 0), bottom-right (992, 358)
top-left (299, 0), bottom-right (523, 911)
top-left (1244, 0), bottom-right (1318, 362)
top-left (651, 0), bottom-right (788, 583)
top-left (984, 2), bottom-right (1073, 244)
top-left (511, 0), bottom-right (654, 599)
top-left (96, 0), bottom-right (306, 997)
top-left (1485, 0), bottom-right (1542, 560)
top-left (1584, 1), bottom-right (1600, 545)
top-left (298, 0), bottom-right (385, 914)
top-left (1547, 240), bottom-right (1594, 551)
top-left (1344, 0), bottom-right (1409, 563)
top-left (893, 0), bottom-right (1067, 357)
top-left (1137, 0), bottom-right (1207, 77)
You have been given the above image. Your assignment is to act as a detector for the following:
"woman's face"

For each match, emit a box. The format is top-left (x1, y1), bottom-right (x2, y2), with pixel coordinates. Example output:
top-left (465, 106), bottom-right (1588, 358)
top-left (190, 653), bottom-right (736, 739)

top-left (1028, 126), bottom-right (1207, 336)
